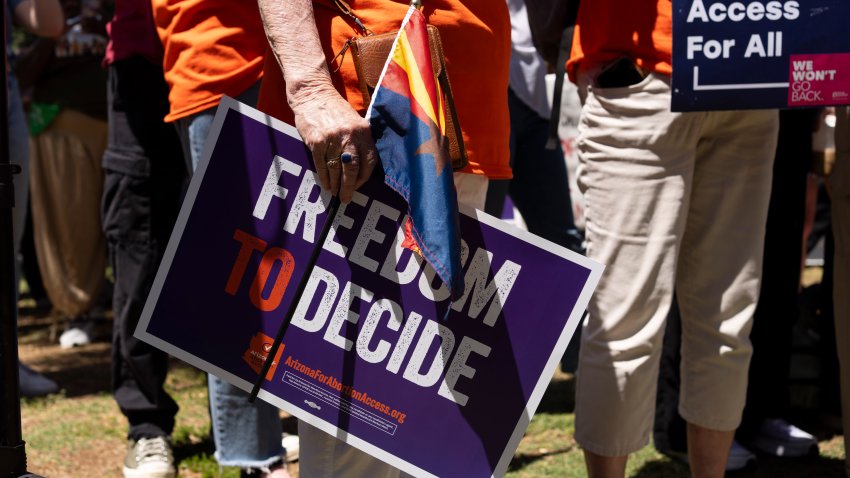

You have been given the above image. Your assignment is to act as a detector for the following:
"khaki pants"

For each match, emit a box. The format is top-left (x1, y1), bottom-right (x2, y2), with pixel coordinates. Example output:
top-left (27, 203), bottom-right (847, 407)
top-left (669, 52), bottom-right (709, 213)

top-left (573, 72), bottom-right (778, 456)
top-left (831, 106), bottom-right (850, 478)
top-left (29, 109), bottom-right (108, 317)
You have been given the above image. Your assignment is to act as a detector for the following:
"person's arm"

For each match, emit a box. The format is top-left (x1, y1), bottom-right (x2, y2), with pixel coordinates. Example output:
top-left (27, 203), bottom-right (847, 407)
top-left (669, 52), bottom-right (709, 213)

top-left (13, 0), bottom-right (64, 38)
top-left (258, 0), bottom-right (378, 203)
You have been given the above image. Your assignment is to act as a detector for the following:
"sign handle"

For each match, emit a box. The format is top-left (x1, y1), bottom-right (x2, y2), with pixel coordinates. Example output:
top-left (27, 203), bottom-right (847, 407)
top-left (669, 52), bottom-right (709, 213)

top-left (249, 195), bottom-right (342, 402)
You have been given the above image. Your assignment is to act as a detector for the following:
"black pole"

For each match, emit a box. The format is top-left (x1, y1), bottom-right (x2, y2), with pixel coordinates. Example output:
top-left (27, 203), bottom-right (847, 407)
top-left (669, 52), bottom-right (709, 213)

top-left (249, 195), bottom-right (341, 402)
top-left (0, 0), bottom-right (30, 474)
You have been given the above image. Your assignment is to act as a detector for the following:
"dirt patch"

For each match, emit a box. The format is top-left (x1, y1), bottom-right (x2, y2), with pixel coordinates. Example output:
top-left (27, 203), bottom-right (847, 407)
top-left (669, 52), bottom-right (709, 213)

top-left (20, 341), bottom-right (112, 398)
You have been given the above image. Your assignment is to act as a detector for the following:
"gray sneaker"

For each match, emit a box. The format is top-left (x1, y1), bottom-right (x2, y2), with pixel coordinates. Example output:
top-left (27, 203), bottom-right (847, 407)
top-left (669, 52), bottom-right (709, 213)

top-left (123, 436), bottom-right (176, 478)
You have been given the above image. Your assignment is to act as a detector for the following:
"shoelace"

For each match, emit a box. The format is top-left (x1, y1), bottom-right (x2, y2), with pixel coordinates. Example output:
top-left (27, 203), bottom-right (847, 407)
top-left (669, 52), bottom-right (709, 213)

top-left (136, 437), bottom-right (171, 464)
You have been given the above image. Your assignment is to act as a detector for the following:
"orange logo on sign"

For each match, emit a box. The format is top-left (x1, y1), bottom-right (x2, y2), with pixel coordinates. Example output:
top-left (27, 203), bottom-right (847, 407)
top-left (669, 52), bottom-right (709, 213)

top-left (243, 332), bottom-right (284, 381)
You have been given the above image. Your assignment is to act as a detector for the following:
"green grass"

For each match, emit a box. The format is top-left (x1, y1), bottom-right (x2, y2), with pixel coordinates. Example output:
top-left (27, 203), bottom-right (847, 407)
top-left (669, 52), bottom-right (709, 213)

top-left (19, 360), bottom-right (242, 477)
top-left (17, 335), bottom-right (848, 477)
top-left (178, 453), bottom-right (240, 478)
top-left (23, 391), bottom-right (125, 446)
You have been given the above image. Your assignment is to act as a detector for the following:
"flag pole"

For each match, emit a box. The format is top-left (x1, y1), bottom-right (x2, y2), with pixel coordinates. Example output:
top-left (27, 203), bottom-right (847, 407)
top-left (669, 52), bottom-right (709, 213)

top-left (249, 195), bottom-right (341, 402)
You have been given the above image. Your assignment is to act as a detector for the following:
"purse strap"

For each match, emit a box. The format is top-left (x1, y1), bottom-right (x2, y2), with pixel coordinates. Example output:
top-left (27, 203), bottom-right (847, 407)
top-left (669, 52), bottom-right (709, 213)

top-left (330, 0), bottom-right (424, 71)
top-left (332, 0), bottom-right (423, 36)
top-left (333, 0), bottom-right (373, 36)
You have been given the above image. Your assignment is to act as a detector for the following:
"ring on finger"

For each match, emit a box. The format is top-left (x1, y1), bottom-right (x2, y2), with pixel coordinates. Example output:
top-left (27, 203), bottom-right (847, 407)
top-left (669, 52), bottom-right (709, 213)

top-left (326, 156), bottom-right (341, 168)
top-left (341, 152), bottom-right (355, 164)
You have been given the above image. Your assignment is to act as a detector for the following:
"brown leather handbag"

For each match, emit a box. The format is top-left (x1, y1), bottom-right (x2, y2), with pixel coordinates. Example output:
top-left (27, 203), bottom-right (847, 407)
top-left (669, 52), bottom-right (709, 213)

top-left (339, 3), bottom-right (469, 170)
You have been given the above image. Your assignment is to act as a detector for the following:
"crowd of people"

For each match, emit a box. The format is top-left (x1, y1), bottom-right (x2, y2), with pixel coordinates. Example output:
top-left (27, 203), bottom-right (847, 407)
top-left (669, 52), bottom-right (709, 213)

top-left (6, 0), bottom-right (849, 477)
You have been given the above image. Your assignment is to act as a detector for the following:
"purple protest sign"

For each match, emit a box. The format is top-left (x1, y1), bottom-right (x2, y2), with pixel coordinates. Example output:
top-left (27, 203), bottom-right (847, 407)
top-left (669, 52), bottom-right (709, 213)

top-left (137, 98), bottom-right (602, 478)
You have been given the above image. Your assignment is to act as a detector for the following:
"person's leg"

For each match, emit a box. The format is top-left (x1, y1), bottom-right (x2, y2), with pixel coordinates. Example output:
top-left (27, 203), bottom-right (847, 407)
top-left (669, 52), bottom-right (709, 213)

top-left (573, 73), bottom-right (697, 474)
top-left (29, 110), bottom-right (108, 319)
top-left (207, 376), bottom-right (284, 472)
top-left (8, 68), bottom-right (59, 397)
top-left (656, 297), bottom-right (758, 473)
top-left (676, 108), bottom-right (777, 477)
top-left (830, 106), bottom-right (850, 478)
top-left (104, 56), bottom-right (184, 442)
top-left (653, 297), bottom-right (688, 457)
top-left (507, 88), bottom-right (582, 253)
top-left (297, 420), bottom-right (401, 478)
top-left (173, 82), bottom-right (291, 474)
top-left (818, 227), bottom-right (842, 424)
top-left (297, 172), bottom-right (486, 478)
top-left (737, 110), bottom-right (817, 455)
top-left (686, 425), bottom-right (734, 478)
top-left (20, 206), bottom-right (50, 308)
top-left (582, 452), bottom-right (627, 478)
top-left (504, 87), bottom-right (585, 372)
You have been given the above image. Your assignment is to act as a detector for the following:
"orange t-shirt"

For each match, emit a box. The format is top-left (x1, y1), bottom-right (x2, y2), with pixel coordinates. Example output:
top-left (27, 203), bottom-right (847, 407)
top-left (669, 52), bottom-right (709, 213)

top-left (151, 0), bottom-right (267, 122)
top-left (567, 0), bottom-right (673, 80)
top-left (257, 0), bottom-right (512, 179)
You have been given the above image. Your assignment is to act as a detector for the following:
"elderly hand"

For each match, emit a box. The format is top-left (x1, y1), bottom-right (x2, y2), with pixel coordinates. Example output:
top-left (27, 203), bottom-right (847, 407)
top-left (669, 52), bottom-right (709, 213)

top-left (292, 91), bottom-right (379, 203)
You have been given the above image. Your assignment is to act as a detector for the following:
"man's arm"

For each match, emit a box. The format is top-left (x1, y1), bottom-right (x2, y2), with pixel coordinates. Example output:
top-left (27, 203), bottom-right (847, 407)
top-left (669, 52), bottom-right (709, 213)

top-left (258, 0), bottom-right (378, 203)
top-left (14, 0), bottom-right (64, 38)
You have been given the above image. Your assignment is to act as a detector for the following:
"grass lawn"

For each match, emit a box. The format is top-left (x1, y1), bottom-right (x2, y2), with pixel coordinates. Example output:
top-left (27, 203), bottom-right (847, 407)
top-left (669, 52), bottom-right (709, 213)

top-left (17, 334), bottom-right (846, 478)
top-left (13, 268), bottom-right (847, 477)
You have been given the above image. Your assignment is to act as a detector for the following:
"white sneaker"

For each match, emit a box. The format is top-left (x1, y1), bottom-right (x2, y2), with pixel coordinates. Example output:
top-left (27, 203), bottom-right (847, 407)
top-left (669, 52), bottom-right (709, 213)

top-left (752, 418), bottom-right (818, 457)
top-left (123, 436), bottom-right (176, 478)
top-left (281, 433), bottom-right (299, 463)
top-left (726, 440), bottom-right (757, 471)
top-left (18, 362), bottom-right (58, 397)
top-left (59, 320), bottom-right (94, 349)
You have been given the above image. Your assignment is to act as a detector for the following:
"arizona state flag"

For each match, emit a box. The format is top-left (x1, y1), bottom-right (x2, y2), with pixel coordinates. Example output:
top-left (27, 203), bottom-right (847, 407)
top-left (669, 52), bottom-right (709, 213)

top-left (366, 6), bottom-right (464, 300)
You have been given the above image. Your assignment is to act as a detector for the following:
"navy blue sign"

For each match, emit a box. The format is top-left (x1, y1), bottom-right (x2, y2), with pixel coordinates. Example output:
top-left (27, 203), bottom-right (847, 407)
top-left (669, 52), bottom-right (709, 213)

top-left (672, 0), bottom-right (850, 111)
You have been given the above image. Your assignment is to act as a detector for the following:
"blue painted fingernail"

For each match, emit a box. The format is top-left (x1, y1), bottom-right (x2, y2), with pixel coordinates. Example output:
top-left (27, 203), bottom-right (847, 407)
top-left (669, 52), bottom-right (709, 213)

top-left (341, 152), bottom-right (353, 164)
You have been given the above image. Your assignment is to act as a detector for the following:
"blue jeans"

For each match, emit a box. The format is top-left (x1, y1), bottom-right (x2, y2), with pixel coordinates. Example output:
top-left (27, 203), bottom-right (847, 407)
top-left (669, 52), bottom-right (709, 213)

top-left (175, 109), bottom-right (214, 174)
top-left (175, 83), bottom-right (283, 469)
top-left (207, 376), bottom-right (283, 469)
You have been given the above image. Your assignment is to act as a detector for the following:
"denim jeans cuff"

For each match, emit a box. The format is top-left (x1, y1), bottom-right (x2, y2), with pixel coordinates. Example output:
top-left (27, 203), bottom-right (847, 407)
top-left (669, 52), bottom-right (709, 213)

top-left (215, 451), bottom-right (283, 470)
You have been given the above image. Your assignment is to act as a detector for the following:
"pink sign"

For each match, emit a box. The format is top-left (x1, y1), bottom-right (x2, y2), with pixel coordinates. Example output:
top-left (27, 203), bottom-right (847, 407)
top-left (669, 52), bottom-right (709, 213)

top-left (788, 53), bottom-right (850, 107)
